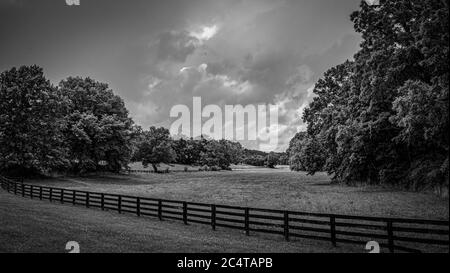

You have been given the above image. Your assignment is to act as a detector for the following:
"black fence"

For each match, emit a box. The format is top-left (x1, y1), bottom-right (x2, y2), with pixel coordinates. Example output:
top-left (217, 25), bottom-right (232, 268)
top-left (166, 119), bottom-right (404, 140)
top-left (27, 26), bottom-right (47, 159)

top-left (1, 176), bottom-right (448, 253)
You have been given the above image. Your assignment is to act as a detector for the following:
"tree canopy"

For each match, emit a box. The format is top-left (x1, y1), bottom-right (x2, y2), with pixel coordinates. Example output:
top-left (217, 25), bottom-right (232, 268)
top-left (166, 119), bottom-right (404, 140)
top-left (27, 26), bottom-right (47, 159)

top-left (60, 77), bottom-right (137, 173)
top-left (0, 66), bottom-right (67, 175)
top-left (133, 126), bottom-right (177, 172)
top-left (289, 0), bottom-right (449, 190)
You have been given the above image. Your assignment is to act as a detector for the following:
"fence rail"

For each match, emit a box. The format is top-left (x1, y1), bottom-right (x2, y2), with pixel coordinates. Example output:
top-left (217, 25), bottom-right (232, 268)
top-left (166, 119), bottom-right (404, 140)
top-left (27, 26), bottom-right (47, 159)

top-left (0, 175), bottom-right (448, 253)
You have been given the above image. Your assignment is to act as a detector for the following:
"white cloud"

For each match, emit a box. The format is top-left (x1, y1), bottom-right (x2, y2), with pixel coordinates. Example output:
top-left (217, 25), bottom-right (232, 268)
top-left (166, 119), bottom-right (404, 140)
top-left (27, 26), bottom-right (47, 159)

top-left (189, 25), bottom-right (219, 43)
top-left (132, 0), bottom-right (360, 151)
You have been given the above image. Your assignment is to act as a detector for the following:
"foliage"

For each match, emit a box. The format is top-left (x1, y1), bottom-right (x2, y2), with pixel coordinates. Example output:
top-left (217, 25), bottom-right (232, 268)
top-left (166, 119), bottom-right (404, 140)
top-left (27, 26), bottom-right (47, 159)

top-left (289, 0), bottom-right (449, 190)
top-left (265, 152), bottom-right (279, 168)
top-left (59, 77), bottom-right (137, 173)
top-left (277, 152), bottom-right (289, 165)
top-left (133, 127), bottom-right (176, 172)
top-left (0, 66), bottom-right (67, 175)
top-left (197, 139), bottom-right (240, 170)
top-left (242, 155), bottom-right (266, 167)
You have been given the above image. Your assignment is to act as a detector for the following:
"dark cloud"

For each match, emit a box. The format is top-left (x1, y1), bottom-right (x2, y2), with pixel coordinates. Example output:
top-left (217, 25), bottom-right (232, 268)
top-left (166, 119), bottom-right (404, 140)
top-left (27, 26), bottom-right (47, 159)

top-left (154, 31), bottom-right (199, 63)
top-left (0, 0), bottom-right (363, 151)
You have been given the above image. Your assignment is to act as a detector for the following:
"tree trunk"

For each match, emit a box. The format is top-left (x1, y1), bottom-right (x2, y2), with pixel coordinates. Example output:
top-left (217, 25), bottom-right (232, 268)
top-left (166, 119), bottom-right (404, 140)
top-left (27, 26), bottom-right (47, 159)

top-left (152, 164), bottom-right (158, 173)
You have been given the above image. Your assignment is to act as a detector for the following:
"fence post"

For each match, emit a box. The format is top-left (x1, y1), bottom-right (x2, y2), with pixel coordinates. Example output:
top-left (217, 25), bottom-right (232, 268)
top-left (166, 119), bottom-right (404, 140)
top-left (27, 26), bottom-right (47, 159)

top-left (22, 184), bottom-right (25, 197)
top-left (72, 191), bottom-right (76, 205)
top-left (30, 185), bottom-right (34, 199)
top-left (39, 187), bottom-right (42, 200)
top-left (118, 196), bottom-right (122, 214)
top-left (330, 216), bottom-right (337, 247)
top-left (183, 202), bottom-right (188, 225)
top-left (211, 205), bottom-right (216, 231)
top-left (101, 193), bottom-right (105, 211)
top-left (387, 220), bottom-right (395, 253)
top-left (49, 187), bottom-right (53, 202)
top-left (136, 197), bottom-right (141, 216)
top-left (158, 200), bottom-right (162, 220)
top-left (61, 189), bottom-right (64, 204)
top-left (245, 208), bottom-right (250, 236)
top-left (284, 211), bottom-right (290, 242)
top-left (86, 192), bottom-right (90, 208)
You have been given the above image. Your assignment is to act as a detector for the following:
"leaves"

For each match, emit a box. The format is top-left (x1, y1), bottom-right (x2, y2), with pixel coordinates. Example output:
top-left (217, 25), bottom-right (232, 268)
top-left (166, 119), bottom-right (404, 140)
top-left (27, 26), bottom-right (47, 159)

top-left (0, 65), bottom-right (68, 175)
top-left (289, 0), bottom-right (449, 189)
top-left (59, 77), bottom-right (137, 173)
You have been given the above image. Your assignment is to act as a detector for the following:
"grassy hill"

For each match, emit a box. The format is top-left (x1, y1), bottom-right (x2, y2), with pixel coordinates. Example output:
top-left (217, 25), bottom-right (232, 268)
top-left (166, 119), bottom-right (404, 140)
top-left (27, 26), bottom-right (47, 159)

top-left (0, 191), bottom-right (359, 253)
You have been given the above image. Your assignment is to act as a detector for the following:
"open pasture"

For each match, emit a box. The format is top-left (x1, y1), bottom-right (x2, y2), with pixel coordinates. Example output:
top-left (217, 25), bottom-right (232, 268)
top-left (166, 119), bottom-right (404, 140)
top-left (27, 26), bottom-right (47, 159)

top-left (27, 167), bottom-right (449, 221)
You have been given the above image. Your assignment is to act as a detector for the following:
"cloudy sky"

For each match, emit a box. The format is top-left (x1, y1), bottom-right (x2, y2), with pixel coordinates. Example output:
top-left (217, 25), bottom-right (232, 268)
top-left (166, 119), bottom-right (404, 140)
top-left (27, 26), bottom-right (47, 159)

top-left (0, 0), bottom-right (362, 151)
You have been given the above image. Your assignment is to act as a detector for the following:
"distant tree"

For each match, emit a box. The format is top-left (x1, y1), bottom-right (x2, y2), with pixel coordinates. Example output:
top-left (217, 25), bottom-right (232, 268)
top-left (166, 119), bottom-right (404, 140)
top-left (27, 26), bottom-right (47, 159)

top-left (223, 140), bottom-right (243, 165)
top-left (198, 140), bottom-right (231, 170)
top-left (277, 152), bottom-right (289, 165)
top-left (0, 65), bottom-right (67, 176)
top-left (134, 127), bottom-right (176, 172)
top-left (172, 138), bottom-right (188, 164)
top-left (59, 77), bottom-right (137, 173)
top-left (241, 149), bottom-right (268, 166)
top-left (243, 155), bottom-right (266, 167)
top-left (265, 152), bottom-right (279, 168)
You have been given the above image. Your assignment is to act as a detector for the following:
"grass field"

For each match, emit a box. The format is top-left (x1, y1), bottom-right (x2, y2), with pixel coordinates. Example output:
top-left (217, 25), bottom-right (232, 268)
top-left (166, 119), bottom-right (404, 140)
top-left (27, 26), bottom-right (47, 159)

top-left (25, 166), bottom-right (449, 220)
top-left (2, 166), bottom-right (448, 253)
top-left (0, 191), bottom-right (361, 253)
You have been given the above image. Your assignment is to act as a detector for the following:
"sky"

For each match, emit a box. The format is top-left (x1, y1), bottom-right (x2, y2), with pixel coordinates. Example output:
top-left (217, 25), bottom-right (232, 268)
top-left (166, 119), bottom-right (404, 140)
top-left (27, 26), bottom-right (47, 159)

top-left (0, 0), bottom-right (363, 152)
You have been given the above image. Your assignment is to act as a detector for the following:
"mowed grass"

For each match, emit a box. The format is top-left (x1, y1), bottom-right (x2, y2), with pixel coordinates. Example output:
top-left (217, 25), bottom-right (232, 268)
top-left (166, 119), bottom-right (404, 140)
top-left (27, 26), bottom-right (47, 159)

top-left (0, 191), bottom-right (361, 253)
top-left (27, 167), bottom-right (449, 220)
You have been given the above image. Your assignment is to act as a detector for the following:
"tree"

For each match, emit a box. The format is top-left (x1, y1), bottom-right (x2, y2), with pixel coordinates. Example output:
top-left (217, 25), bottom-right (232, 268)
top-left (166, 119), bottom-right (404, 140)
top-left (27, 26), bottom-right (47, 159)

top-left (222, 140), bottom-right (243, 165)
top-left (347, 0), bottom-right (448, 187)
top-left (134, 127), bottom-right (176, 172)
top-left (242, 149), bottom-right (268, 166)
top-left (289, 0), bottom-right (448, 190)
top-left (277, 152), bottom-right (289, 165)
top-left (265, 152), bottom-right (279, 168)
top-left (59, 77), bottom-right (137, 173)
top-left (288, 132), bottom-right (326, 173)
top-left (198, 140), bottom-right (232, 170)
top-left (0, 65), bottom-right (67, 176)
top-left (172, 138), bottom-right (189, 164)
top-left (300, 61), bottom-right (354, 177)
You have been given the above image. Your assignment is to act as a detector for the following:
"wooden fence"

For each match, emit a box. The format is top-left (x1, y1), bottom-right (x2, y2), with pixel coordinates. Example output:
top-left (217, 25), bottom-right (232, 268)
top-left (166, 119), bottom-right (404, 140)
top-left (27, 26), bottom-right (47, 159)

top-left (1, 176), bottom-right (448, 253)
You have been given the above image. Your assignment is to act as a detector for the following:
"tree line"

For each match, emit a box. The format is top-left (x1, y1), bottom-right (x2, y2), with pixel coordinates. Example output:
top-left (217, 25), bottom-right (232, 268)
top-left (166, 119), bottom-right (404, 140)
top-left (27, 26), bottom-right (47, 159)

top-left (132, 129), bottom-right (245, 172)
top-left (287, 0), bottom-right (449, 190)
top-left (2, 0), bottom-right (446, 189)
top-left (0, 67), bottom-right (138, 176)
top-left (131, 129), bottom-right (288, 172)
top-left (0, 67), bottom-right (285, 176)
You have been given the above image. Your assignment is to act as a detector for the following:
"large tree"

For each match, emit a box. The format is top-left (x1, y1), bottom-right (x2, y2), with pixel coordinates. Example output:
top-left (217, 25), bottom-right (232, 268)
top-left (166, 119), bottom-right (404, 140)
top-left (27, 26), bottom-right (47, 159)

top-left (290, 0), bottom-right (449, 190)
top-left (59, 77), bottom-right (136, 173)
top-left (0, 65), bottom-right (67, 175)
top-left (134, 127), bottom-right (176, 172)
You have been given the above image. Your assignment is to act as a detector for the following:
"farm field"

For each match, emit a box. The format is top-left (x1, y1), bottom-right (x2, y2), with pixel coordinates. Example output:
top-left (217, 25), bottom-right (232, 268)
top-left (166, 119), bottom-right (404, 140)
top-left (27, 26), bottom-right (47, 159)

top-left (25, 167), bottom-right (449, 221)
top-left (0, 191), bottom-right (361, 253)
